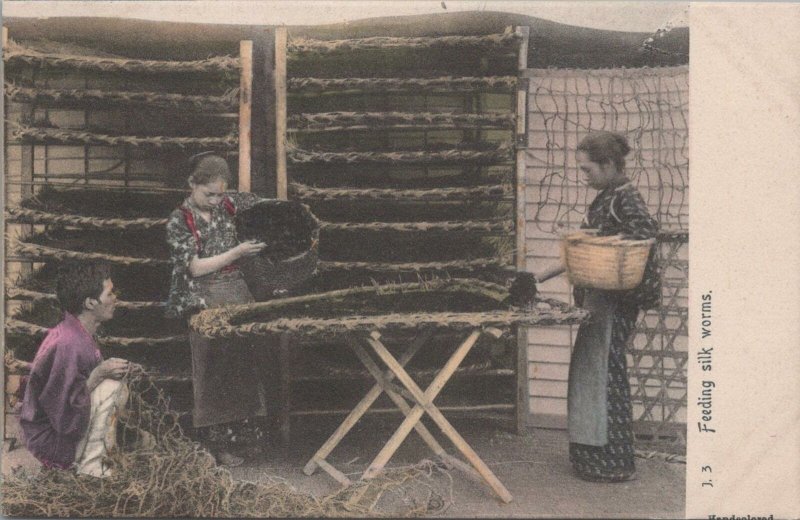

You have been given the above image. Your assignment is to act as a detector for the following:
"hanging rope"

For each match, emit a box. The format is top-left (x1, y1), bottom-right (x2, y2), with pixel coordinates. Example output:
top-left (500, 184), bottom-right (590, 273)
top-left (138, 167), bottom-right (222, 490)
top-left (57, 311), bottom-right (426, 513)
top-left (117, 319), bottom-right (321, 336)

top-left (13, 240), bottom-right (169, 266)
top-left (289, 183), bottom-right (510, 202)
top-left (4, 84), bottom-right (238, 112)
top-left (6, 286), bottom-right (164, 310)
top-left (320, 219), bottom-right (512, 233)
top-left (8, 123), bottom-right (237, 149)
top-left (6, 207), bottom-right (168, 230)
top-left (5, 318), bottom-right (186, 347)
top-left (287, 30), bottom-right (519, 54)
top-left (3, 42), bottom-right (240, 74)
top-left (287, 144), bottom-right (513, 165)
top-left (288, 76), bottom-right (517, 94)
top-left (319, 257), bottom-right (511, 273)
top-left (288, 111), bottom-right (514, 132)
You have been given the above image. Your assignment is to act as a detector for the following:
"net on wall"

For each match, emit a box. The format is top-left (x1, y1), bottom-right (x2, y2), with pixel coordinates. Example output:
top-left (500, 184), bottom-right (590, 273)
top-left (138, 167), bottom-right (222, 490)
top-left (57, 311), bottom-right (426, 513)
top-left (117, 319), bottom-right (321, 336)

top-left (527, 66), bottom-right (689, 233)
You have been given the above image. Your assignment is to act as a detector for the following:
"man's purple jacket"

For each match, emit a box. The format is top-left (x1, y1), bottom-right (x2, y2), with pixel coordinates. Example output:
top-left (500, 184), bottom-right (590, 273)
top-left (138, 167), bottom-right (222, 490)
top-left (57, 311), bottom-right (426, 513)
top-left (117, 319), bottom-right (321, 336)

top-left (19, 313), bottom-right (103, 468)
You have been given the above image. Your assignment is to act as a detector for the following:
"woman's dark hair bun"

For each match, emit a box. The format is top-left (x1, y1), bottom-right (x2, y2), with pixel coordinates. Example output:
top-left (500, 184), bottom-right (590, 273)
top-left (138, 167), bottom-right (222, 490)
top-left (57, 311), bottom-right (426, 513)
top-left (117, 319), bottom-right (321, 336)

top-left (613, 133), bottom-right (631, 156)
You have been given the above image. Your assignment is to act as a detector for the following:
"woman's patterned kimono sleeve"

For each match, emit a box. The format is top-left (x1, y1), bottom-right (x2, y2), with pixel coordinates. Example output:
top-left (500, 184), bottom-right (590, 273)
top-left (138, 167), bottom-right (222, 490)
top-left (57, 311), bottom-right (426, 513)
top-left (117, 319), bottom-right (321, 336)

top-left (613, 186), bottom-right (658, 239)
top-left (165, 209), bottom-right (204, 318)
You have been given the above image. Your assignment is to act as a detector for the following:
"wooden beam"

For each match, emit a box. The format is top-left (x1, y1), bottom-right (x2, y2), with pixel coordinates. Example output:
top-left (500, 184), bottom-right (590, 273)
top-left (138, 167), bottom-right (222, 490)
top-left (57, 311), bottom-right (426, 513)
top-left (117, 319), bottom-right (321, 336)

top-left (238, 40), bottom-right (253, 192)
top-left (514, 26), bottom-right (531, 436)
top-left (514, 25), bottom-right (530, 270)
top-left (274, 27), bottom-right (288, 200)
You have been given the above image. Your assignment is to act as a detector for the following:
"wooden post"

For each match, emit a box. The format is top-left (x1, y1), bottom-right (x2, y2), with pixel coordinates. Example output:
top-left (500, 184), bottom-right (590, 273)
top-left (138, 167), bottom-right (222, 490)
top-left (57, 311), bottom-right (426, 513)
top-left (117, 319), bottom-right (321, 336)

top-left (238, 40), bottom-right (253, 192)
top-left (2, 25), bottom-right (7, 452)
top-left (514, 26), bottom-right (531, 435)
top-left (274, 27), bottom-right (288, 200)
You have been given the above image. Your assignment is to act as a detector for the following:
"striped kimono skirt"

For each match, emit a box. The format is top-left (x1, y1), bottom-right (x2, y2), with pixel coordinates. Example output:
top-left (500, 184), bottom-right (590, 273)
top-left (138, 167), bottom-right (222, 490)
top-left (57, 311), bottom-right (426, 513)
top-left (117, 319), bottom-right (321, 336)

top-left (189, 270), bottom-right (267, 428)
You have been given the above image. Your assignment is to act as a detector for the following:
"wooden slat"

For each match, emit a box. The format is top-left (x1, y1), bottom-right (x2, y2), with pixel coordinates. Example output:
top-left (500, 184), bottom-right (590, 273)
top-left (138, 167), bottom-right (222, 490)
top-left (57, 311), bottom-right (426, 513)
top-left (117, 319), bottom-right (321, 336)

top-left (238, 40), bottom-right (253, 192)
top-left (514, 25), bottom-right (531, 435)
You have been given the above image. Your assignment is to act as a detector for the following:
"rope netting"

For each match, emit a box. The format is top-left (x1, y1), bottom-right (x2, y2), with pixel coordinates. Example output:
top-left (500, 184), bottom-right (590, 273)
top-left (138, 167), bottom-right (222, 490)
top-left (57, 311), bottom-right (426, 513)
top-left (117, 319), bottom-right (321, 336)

top-left (287, 30), bottom-right (519, 55)
top-left (290, 183), bottom-right (509, 202)
top-left (6, 206), bottom-right (168, 230)
top-left (287, 144), bottom-right (513, 165)
top-left (288, 111), bottom-right (514, 132)
top-left (320, 219), bottom-right (512, 233)
top-left (527, 66), bottom-right (689, 232)
top-left (8, 123), bottom-right (238, 149)
top-left (288, 76), bottom-right (517, 94)
top-left (6, 286), bottom-right (164, 310)
top-left (5, 318), bottom-right (185, 347)
top-left (3, 41), bottom-right (240, 74)
top-left (12, 240), bottom-right (169, 266)
top-left (318, 257), bottom-right (511, 274)
top-left (1, 370), bottom-right (453, 517)
top-left (4, 84), bottom-right (239, 112)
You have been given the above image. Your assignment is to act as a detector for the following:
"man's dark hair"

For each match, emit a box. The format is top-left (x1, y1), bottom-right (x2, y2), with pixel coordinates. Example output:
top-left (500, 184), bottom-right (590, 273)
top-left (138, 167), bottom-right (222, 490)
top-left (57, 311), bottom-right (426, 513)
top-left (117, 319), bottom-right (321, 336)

top-left (55, 262), bottom-right (112, 315)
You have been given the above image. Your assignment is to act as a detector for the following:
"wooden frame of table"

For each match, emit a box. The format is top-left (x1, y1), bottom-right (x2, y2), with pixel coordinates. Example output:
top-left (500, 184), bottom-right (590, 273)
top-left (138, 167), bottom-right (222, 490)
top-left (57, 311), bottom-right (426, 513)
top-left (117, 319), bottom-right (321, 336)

top-left (303, 326), bottom-right (514, 503)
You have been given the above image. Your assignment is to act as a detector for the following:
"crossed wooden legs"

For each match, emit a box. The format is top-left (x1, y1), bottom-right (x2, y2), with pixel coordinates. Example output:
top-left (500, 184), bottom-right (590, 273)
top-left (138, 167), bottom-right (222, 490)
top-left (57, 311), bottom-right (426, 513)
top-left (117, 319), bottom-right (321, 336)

top-left (303, 328), bottom-right (513, 503)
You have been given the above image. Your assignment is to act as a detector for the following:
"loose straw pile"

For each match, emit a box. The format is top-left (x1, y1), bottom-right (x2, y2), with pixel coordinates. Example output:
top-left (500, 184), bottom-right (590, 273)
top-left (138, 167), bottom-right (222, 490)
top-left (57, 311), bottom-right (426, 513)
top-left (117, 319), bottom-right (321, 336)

top-left (1, 372), bottom-right (450, 518)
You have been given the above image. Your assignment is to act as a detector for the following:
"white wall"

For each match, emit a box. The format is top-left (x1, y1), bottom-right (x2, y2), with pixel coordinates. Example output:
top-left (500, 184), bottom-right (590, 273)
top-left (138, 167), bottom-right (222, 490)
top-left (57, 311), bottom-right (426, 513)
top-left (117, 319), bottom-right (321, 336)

top-left (522, 66), bottom-right (689, 429)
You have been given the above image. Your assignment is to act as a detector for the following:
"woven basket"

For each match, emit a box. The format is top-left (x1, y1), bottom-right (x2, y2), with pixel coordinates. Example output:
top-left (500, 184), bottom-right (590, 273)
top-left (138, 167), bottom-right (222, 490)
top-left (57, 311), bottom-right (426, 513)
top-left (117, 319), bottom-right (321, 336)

top-left (235, 200), bottom-right (320, 301)
top-left (561, 231), bottom-right (654, 290)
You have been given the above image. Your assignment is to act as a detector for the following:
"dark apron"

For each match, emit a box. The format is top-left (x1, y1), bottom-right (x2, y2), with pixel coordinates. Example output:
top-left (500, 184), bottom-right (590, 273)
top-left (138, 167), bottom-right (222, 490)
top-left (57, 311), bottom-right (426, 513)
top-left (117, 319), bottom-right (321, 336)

top-left (567, 290), bottom-right (617, 446)
top-left (190, 270), bottom-right (267, 428)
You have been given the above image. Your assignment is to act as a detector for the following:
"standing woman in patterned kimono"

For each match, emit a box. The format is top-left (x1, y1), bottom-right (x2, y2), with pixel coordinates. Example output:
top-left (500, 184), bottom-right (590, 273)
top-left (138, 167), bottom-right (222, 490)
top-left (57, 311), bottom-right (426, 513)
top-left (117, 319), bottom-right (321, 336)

top-left (535, 131), bottom-right (660, 482)
top-left (165, 152), bottom-right (267, 467)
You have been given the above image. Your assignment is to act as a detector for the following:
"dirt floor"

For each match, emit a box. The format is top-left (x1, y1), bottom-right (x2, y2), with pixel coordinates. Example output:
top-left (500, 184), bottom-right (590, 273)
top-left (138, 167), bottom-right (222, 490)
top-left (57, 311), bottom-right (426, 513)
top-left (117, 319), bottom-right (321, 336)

top-left (232, 418), bottom-right (685, 518)
top-left (2, 418), bottom-right (685, 518)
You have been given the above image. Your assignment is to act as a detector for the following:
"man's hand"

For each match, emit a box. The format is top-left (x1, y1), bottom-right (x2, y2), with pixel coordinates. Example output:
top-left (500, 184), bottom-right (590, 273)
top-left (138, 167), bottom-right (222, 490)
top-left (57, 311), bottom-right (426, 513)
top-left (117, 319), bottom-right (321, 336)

top-left (87, 358), bottom-right (132, 393)
top-left (100, 358), bottom-right (130, 379)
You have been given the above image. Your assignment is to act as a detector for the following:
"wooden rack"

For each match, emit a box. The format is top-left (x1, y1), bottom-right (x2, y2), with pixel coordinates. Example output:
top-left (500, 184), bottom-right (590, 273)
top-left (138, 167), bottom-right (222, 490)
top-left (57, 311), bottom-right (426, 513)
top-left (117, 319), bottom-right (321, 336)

top-left (273, 27), bottom-right (532, 443)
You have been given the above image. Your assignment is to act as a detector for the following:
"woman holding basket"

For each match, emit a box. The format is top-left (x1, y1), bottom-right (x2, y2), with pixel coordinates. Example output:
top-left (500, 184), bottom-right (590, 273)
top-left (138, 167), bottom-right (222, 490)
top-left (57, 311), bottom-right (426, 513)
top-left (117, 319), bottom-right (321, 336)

top-left (535, 131), bottom-right (660, 482)
top-left (165, 152), bottom-right (267, 467)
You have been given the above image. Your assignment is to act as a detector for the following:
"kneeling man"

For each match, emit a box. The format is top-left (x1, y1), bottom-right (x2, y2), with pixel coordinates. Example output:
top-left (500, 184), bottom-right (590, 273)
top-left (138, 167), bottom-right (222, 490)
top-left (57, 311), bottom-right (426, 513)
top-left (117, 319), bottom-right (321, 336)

top-left (20, 261), bottom-right (132, 477)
